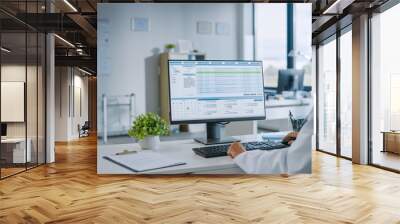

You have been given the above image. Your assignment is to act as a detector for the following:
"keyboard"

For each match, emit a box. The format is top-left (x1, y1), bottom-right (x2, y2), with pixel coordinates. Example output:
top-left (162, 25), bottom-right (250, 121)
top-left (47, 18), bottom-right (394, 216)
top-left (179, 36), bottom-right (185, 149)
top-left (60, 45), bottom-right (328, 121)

top-left (192, 141), bottom-right (288, 158)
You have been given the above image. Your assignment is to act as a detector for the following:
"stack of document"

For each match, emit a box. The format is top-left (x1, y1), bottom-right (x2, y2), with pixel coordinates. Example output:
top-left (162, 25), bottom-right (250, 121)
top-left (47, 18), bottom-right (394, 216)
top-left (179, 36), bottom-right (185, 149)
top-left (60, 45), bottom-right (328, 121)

top-left (103, 151), bottom-right (186, 172)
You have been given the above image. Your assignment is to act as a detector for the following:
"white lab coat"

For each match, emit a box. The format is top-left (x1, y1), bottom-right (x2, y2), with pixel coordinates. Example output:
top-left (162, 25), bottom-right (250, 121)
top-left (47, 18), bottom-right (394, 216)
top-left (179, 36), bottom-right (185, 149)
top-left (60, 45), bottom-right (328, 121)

top-left (234, 108), bottom-right (314, 174)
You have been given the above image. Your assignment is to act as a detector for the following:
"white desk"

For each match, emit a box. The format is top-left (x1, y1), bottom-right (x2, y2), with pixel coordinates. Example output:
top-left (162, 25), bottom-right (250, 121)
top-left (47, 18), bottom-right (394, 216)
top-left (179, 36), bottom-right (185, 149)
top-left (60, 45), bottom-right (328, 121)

top-left (98, 134), bottom-right (289, 175)
top-left (265, 98), bottom-right (312, 120)
top-left (258, 98), bottom-right (312, 131)
top-left (1, 138), bottom-right (31, 163)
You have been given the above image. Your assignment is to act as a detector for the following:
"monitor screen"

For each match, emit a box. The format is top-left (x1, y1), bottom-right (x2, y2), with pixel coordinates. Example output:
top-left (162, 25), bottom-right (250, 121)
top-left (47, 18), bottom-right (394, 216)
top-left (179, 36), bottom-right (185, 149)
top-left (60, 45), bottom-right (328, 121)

top-left (277, 69), bottom-right (304, 94)
top-left (168, 60), bottom-right (266, 123)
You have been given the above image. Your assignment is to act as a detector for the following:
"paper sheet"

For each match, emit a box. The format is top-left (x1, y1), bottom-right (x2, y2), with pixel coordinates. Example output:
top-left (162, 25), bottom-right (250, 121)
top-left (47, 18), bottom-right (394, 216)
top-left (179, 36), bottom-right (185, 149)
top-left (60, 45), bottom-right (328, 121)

top-left (103, 151), bottom-right (186, 172)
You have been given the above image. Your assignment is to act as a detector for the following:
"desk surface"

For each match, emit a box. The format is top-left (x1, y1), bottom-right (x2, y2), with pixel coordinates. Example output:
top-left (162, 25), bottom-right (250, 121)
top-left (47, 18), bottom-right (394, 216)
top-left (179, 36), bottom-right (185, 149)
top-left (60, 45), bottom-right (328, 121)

top-left (265, 98), bottom-right (312, 108)
top-left (1, 138), bottom-right (27, 143)
top-left (381, 131), bottom-right (400, 134)
top-left (98, 134), bottom-right (289, 174)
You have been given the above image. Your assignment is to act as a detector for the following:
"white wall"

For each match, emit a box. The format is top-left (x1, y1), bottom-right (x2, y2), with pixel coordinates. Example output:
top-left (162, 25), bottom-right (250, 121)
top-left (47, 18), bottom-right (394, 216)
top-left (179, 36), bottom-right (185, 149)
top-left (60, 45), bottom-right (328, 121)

top-left (98, 3), bottom-right (242, 118)
top-left (1, 65), bottom-right (37, 137)
top-left (1, 64), bottom-right (46, 164)
top-left (55, 67), bottom-right (69, 141)
top-left (72, 74), bottom-right (89, 138)
top-left (98, 4), bottom-right (184, 117)
top-left (55, 67), bottom-right (89, 141)
top-left (181, 4), bottom-right (240, 59)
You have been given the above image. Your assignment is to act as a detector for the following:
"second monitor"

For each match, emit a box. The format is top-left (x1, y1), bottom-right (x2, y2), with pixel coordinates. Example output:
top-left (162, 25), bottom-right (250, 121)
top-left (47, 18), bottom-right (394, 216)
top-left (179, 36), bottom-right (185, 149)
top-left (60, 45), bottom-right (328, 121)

top-left (277, 69), bottom-right (304, 94)
top-left (168, 60), bottom-right (266, 145)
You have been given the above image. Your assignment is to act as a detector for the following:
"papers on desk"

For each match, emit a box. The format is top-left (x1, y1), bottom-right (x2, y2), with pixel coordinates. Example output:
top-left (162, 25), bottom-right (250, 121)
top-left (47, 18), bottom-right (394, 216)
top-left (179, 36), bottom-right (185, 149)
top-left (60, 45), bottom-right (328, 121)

top-left (103, 151), bottom-right (186, 172)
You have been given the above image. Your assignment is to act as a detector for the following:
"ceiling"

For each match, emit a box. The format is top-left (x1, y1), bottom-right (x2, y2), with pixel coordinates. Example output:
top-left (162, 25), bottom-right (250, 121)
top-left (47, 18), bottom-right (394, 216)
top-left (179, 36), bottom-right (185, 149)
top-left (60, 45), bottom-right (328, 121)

top-left (0, 0), bottom-right (392, 75)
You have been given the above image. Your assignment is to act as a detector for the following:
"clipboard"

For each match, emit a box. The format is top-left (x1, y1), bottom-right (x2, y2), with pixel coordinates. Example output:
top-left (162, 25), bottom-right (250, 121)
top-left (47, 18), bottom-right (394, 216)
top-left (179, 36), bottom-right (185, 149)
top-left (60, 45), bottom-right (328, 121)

top-left (103, 151), bottom-right (186, 172)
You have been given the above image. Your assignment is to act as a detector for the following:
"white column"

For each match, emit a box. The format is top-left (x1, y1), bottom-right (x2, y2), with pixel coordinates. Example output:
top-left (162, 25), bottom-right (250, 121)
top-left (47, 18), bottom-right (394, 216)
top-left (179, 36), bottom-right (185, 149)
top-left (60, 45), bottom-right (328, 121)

top-left (352, 14), bottom-right (369, 164)
top-left (46, 33), bottom-right (55, 163)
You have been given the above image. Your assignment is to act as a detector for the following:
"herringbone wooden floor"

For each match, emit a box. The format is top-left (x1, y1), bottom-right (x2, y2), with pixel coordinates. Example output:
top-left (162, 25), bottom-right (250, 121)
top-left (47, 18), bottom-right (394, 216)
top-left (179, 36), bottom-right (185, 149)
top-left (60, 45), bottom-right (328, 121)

top-left (1, 136), bottom-right (400, 224)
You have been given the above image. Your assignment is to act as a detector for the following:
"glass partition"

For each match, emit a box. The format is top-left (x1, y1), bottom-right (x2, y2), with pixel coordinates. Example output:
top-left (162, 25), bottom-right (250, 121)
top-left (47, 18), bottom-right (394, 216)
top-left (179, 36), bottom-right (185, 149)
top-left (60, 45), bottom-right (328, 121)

top-left (1, 31), bottom-right (28, 177)
top-left (339, 29), bottom-right (352, 158)
top-left (317, 37), bottom-right (337, 154)
top-left (370, 4), bottom-right (400, 171)
top-left (0, 2), bottom-right (46, 179)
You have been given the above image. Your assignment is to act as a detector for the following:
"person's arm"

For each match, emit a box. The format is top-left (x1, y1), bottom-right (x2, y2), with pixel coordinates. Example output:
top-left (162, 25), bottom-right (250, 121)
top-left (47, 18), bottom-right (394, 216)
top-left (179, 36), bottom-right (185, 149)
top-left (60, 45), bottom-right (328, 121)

top-left (282, 132), bottom-right (298, 145)
top-left (228, 142), bottom-right (289, 174)
top-left (285, 108), bottom-right (314, 174)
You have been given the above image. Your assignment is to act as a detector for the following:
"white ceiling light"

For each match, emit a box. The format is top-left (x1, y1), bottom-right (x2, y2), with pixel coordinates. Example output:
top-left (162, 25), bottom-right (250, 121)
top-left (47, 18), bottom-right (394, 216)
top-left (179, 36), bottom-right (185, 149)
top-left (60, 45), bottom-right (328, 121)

top-left (63, 0), bottom-right (78, 12)
top-left (54, 34), bottom-right (75, 48)
top-left (1, 47), bottom-right (11, 53)
top-left (78, 67), bottom-right (93, 76)
top-left (323, 0), bottom-right (355, 15)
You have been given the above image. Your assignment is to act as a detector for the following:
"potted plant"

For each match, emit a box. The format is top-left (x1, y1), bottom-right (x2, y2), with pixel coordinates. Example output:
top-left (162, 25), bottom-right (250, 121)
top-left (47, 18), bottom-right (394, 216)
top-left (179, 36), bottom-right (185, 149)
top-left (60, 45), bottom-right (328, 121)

top-left (165, 43), bottom-right (176, 53)
top-left (128, 113), bottom-right (169, 150)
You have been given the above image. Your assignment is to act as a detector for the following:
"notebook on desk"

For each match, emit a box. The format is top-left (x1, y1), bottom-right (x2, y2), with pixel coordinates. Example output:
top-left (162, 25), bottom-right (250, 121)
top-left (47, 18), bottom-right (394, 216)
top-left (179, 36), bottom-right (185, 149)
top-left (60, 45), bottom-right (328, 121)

top-left (103, 151), bottom-right (186, 172)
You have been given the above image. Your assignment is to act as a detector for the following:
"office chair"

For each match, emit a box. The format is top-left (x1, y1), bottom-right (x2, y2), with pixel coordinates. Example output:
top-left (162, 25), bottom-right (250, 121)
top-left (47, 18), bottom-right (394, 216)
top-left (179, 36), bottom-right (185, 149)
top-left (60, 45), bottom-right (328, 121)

top-left (79, 121), bottom-right (90, 138)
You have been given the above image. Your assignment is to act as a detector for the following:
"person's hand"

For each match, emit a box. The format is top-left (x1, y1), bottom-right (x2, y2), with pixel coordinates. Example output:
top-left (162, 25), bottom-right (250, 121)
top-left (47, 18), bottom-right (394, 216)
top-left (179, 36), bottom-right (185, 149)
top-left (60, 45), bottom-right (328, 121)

top-left (227, 142), bottom-right (246, 159)
top-left (282, 132), bottom-right (298, 145)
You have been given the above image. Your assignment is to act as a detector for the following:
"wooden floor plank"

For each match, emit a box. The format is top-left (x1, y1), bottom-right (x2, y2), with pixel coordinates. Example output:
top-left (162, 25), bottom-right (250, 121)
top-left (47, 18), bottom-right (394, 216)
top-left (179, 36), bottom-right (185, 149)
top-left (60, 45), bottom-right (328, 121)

top-left (1, 135), bottom-right (400, 223)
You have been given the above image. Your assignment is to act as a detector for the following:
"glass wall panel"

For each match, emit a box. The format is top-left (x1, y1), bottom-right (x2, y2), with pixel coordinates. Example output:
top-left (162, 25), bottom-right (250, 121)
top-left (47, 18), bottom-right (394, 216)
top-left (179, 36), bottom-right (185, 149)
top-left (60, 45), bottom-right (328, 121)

top-left (371, 4), bottom-right (400, 171)
top-left (1, 30), bottom-right (28, 177)
top-left (27, 30), bottom-right (38, 169)
top-left (318, 38), bottom-right (337, 154)
top-left (0, 1), bottom-right (46, 178)
top-left (340, 29), bottom-right (352, 158)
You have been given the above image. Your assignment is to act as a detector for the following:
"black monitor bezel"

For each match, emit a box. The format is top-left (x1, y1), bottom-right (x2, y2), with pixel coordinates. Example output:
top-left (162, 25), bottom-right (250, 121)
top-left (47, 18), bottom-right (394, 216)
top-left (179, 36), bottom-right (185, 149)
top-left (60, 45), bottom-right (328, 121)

top-left (1, 123), bottom-right (7, 137)
top-left (167, 59), bottom-right (266, 125)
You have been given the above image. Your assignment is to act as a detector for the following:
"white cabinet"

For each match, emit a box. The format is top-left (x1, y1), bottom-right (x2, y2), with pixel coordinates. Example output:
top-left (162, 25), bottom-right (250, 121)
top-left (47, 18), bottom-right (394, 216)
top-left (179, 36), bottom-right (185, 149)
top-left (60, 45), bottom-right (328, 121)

top-left (1, 138), bottom-right (32, 163)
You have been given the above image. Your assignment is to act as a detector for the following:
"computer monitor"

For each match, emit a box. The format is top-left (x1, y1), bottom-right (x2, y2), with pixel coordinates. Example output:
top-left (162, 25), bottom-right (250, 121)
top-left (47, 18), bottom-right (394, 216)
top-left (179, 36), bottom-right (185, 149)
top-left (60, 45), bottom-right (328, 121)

top-left (168, 60), bottom-right (265, 145)
top-left (277, 69), bottom-right (304, 94)
top-left (1, 123), bottom-right (7, 138)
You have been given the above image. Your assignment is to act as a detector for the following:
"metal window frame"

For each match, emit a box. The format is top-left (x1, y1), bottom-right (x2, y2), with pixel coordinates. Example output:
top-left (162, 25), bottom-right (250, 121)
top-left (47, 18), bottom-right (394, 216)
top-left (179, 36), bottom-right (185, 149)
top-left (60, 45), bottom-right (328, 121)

top-left (0, 0), bottom-right (48, 180)
top-left (315, 24), bottom-right (353, 161)
top-left (316, 0), bottom-right (400, 172)
top-left (367, 0), bottom-right (400, 173)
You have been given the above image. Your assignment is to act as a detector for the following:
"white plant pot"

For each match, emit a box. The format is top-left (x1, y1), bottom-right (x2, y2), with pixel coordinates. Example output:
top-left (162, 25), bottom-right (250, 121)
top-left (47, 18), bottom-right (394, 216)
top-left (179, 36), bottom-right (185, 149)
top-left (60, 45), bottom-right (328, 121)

top-left (139, 136), bottom-right (160, 150)
top-left (165, 48), bottom-right (175, 53)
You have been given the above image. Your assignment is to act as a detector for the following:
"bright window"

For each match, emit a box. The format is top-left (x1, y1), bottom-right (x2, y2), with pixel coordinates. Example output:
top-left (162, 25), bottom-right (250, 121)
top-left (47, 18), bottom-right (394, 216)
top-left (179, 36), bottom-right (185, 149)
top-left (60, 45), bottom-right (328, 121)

top-left (254, 4), bottom-right (287, 88)
top-left (318, 38), bottom-right (337, 154)
top-left (371, 3), bottom-right (400, 171)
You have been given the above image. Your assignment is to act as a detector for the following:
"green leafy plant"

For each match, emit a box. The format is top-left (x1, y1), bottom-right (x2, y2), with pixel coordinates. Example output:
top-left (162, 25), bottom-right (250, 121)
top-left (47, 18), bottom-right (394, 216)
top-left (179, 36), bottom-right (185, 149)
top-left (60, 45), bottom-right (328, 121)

top-left (128, 113), bottom-right (169, 140)
top-left (165, 44), bottom-right (176, 49)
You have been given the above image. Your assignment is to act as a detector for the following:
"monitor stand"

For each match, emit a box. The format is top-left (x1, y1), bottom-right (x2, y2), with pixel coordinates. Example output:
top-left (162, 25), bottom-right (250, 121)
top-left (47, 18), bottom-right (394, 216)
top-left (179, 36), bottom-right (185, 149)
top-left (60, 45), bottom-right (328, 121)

top-left (194, 122), bottom-right (239, 145)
